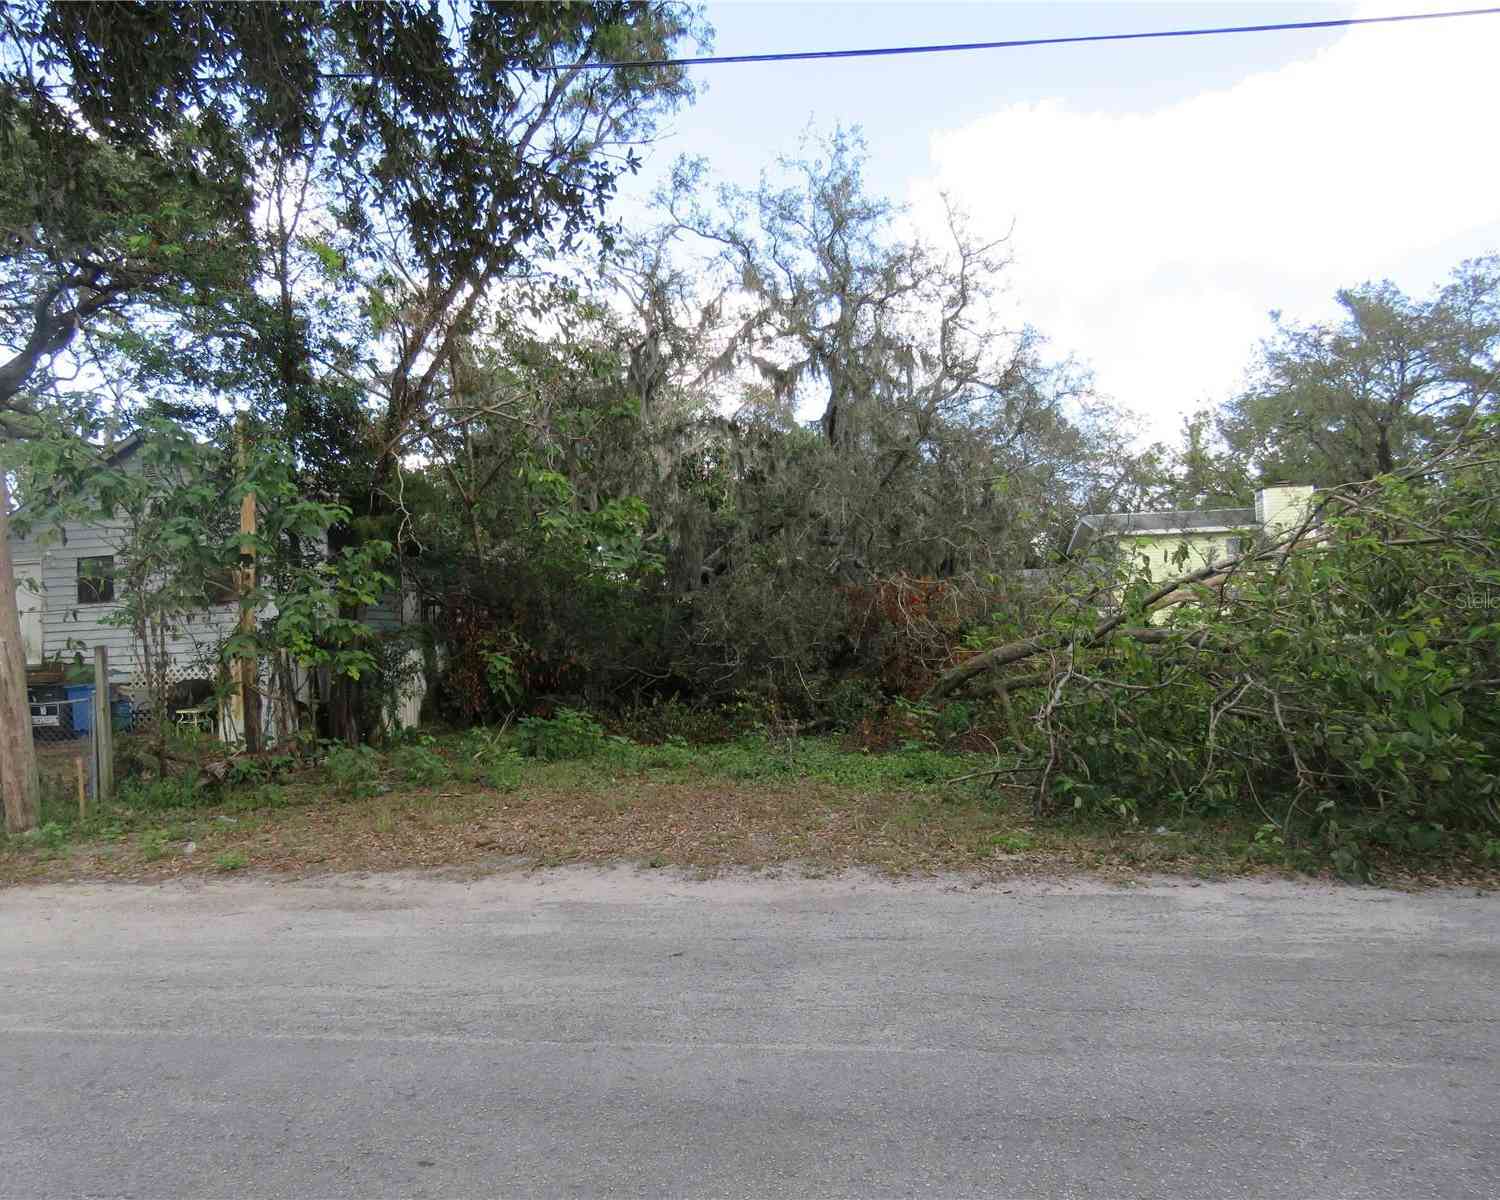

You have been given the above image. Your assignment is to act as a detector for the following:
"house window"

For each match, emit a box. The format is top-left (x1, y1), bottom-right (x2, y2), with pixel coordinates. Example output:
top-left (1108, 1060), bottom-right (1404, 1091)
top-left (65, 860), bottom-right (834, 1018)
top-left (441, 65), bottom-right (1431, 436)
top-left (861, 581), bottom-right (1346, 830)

top-left (77, 555), bottom-right (115, 604)
top-left (205, 567), bottom-right (240, 607)
top-left (1224, 536), bottom-right (1244, 558)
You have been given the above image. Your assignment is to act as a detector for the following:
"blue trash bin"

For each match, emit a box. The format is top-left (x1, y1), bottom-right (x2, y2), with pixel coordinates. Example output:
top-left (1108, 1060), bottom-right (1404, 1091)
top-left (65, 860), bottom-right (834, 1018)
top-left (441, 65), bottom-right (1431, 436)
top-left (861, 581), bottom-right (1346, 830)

top-left (65, 684), bottom-right (95, 736)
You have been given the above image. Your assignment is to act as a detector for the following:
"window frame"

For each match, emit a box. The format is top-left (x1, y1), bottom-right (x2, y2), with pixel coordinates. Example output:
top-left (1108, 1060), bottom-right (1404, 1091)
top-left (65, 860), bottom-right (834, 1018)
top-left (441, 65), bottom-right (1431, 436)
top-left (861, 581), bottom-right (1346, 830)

top-left (76, 554), bottom-right (116, 605)
top-left (204, 566), bottom-right (241, 607)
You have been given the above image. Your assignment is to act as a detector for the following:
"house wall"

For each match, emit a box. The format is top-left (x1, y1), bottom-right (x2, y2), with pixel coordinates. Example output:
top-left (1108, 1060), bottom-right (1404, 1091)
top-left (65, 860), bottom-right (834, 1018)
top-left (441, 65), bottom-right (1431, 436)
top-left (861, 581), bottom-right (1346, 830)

top-left (1119, 532), bottom-right (1243, 582)
top-left (14, 560), bottom-right (43, 663)
top-left (1255, 485), bottom-right (1316, 537)
top-left (8, 517), bottom-right (238, 687)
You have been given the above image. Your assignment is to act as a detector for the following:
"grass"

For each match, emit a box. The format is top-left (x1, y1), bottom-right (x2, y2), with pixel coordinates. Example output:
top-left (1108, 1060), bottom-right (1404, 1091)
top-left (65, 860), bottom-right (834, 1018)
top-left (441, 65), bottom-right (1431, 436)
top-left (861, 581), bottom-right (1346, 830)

top-left (2, 729), bottom-right (1491, 888)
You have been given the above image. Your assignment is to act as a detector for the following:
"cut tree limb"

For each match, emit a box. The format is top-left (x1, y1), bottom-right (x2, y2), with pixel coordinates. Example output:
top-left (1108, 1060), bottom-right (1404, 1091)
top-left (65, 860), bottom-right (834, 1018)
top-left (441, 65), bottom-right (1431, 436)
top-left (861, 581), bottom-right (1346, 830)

top-left (922, 538), bottom-right (1306, 701)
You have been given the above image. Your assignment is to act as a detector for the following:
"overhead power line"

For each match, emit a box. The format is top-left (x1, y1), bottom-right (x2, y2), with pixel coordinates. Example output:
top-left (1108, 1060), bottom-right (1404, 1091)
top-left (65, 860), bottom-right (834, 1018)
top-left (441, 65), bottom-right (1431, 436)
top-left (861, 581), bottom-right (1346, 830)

top-left (567, 6), bottom-right (1500, 71)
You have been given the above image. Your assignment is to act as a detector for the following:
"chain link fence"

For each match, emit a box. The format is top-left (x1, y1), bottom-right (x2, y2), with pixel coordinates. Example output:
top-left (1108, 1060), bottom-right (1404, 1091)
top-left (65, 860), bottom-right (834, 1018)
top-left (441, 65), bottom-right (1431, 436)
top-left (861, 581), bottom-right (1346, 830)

top-left (28, 645), bottom-right (403, 818)
top-left (26, 657), bottom-right (224, 814)
top-left (25, 646), bottom-right (323, 827)
top-left (27, 691), bottom-right (105, 816)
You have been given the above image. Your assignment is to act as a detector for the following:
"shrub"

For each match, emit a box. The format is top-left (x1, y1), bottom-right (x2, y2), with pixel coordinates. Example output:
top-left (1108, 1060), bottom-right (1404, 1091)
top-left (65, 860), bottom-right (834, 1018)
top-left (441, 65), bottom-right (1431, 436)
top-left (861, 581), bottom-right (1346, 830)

top-left (886, 746), bottom-right (960, 785)
top-left (616, 698), bottom-right (732, 745)
top-left (452, 726), bottom-right (520, 786)
top-left (935, 701), bottom-right (976, 740)
top-left (138, 829), bottom-right (169, 861)
top-left (821, 678), bottom-right (882, 729)
top-left (226, 758), bottom-right (268, 787)
top-left (323, 744), bottom-right (380, 799)
top-left (517, 707), bottom-right (608, 760)
top-left (638, 735), bottom-right (697, 770)
top-left (256, 783), bottom-right (291, 809)
top-left (393, 744), bottom-right (451, 787)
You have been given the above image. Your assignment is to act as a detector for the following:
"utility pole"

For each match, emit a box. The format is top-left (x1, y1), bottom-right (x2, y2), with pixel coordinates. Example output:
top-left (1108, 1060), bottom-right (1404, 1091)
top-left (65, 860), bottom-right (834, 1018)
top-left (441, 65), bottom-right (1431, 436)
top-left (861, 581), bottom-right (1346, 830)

top-left (0, 470), bottom-right (40, 832)
top-left (237, 414), bottom-right (261, 753)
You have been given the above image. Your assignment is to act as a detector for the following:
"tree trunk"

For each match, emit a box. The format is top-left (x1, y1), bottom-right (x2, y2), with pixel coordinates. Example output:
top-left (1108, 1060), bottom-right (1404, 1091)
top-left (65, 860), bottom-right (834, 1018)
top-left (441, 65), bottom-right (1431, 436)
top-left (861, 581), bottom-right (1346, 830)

top-left (0, 471), bottom-right (41, 832)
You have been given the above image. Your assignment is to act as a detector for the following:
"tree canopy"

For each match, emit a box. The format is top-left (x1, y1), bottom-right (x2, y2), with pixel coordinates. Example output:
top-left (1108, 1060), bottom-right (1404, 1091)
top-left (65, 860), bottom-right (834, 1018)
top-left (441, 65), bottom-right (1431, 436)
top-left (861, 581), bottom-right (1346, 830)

top-left (1221, 258), bottom-right (1500, 486)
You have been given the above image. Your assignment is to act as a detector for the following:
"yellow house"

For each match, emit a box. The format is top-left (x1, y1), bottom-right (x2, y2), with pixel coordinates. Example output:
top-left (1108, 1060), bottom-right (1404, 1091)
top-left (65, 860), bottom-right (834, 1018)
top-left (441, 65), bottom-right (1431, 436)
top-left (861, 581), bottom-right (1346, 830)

top-left (1067, 485), bottom-right (1316, 582)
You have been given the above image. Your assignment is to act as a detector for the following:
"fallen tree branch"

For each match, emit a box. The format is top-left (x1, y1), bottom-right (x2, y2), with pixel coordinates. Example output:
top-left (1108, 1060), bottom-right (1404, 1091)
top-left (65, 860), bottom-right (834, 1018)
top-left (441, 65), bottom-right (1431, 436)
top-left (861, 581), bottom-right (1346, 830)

top-left (923, 557), bottom-right (1267, 700)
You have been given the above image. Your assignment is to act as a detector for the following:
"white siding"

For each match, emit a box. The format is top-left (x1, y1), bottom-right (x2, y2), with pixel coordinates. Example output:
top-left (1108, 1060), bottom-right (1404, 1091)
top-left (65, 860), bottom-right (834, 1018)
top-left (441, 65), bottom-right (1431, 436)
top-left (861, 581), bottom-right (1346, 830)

top-left (9, 516), bottom-right (238, 687)
top-left (13, 560), bottom-right (44, 665)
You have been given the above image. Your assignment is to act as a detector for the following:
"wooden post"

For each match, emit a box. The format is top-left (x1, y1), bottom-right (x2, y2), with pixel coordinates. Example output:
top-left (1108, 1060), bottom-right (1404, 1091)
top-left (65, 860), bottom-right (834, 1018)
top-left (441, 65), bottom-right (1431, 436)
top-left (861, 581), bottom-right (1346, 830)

top-left (93, 645), bottom-right (114, 804)
top-left (75, 756), bottom-right (86, 823)
top-left (237, 413), bottom-right (261, 753)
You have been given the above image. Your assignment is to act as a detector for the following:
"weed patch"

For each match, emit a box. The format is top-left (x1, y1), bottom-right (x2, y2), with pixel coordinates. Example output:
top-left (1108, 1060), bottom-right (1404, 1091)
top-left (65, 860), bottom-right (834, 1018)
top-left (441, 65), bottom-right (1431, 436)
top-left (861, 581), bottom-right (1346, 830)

top-left (517, 707), bottom-right (610, 760)
top-left (6, 725), bottom-right (1496, 889)
top-left (324, 744), bottom-right (380, 799)
top-left (393, 743), bottom-right (452, 788)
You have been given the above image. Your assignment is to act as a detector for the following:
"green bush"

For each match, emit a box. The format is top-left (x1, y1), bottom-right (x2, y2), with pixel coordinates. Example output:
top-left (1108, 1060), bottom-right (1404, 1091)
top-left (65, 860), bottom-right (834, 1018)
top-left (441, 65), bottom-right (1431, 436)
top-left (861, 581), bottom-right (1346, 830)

top-left (226, 758), bottom-right (268, 787)
top-left (323, 743), bottom-right (380, 799)
top-left (224, 754), bottom-right (297, 789)
top-left (22, 821), bottom-right (69, 851)
top-left (935, 701), bottom-right (976, 740)
top-left (517, 707), bottom-right (608, 760)
top-left (674, 735), bottom-right (976, 790)
top-left (138, 828), bottom-right (170, 861)
top-left (885, 747), bottom-right (960, 785)
top-left (821, 678), bottom-right (882, 729)
top-left (616, 698), bottom-right (732, 745)
top-left (256, 782), bottom-right (291, 809)
top-left (447, 727), bottom-right (525, 791)
top-left (393, 744), bottom-right (451, 787)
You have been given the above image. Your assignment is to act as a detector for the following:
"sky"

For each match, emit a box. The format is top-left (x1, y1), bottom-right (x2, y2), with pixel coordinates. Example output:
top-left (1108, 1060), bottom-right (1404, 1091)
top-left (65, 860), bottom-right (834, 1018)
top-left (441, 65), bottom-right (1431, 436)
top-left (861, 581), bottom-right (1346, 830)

top-left (617, 1), bottom-right (1500, 443)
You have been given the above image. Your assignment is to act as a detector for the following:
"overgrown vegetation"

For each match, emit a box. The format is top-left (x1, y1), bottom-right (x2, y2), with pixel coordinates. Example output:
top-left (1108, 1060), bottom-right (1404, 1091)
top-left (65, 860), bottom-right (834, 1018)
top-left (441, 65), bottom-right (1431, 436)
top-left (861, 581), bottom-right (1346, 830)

top-left (0, 721), bottom-right (1411, 887)
top-left (3, 705), bottom-right (1497, 887)
top-left (921, 427), bottom-right (1500, 878)
top-left (0, 4), bottom-right (1496, 877)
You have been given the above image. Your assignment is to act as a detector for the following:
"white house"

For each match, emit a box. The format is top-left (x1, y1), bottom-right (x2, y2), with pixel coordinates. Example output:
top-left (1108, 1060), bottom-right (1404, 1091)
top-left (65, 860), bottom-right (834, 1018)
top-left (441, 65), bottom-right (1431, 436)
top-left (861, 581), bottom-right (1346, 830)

top-left (8, 434), bottom-right (425, 741)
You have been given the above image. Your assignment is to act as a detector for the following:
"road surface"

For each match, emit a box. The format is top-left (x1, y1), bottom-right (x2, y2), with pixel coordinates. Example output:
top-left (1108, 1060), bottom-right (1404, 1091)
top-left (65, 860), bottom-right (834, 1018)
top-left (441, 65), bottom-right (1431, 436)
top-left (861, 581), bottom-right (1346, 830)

top-left (2, 868), bottom-right (1497, 1198)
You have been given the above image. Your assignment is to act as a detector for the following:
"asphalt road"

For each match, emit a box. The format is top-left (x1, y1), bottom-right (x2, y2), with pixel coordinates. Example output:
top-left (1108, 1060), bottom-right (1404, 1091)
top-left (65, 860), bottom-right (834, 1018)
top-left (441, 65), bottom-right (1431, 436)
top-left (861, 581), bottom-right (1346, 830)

top-left (2, 868), bottom-right (1497, 1199)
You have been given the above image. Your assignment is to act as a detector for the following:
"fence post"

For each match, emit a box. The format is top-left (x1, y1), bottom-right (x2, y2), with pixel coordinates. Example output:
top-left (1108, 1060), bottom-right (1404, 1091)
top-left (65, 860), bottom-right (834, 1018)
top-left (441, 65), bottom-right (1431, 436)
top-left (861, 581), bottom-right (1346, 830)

top-left (93, 646), bottom-right (114, 804)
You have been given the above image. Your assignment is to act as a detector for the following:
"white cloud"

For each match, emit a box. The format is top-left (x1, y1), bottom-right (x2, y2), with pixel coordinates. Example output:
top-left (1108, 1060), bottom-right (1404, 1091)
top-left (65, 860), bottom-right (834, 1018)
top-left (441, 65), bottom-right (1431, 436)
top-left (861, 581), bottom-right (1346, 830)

top-left (911, 5), bottom-right (1500, 442)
